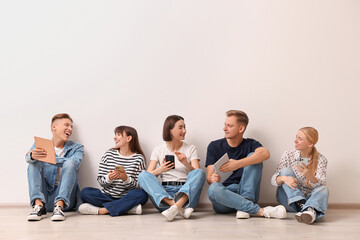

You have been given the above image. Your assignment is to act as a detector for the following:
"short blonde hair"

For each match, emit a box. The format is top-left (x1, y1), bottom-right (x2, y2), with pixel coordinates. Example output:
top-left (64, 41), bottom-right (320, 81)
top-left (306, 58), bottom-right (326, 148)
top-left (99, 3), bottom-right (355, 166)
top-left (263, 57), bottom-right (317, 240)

top-left (226, 110), bottom-right (249, 127)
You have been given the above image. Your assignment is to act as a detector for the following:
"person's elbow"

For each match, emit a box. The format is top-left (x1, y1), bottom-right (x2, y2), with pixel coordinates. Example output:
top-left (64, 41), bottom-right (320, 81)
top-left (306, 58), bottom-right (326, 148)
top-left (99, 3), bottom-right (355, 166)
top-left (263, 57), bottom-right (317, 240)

top-left (264, 148), bottom-right (270, 160)
top-left (258, 147), bottom-right (270, 162)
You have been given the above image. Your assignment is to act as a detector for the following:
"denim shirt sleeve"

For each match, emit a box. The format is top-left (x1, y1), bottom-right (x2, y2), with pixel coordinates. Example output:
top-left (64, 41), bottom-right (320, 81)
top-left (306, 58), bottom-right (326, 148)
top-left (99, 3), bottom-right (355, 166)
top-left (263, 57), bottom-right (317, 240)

top-left (25, 143), bottom-right (37, 164)
top-left (56, 142), bottom-right (84, 170)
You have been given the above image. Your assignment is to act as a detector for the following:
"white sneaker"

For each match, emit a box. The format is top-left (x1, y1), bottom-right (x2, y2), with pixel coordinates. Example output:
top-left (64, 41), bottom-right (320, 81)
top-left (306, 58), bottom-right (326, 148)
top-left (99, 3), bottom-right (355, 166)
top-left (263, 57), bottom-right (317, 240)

top-left (128, 204), bottom-right (142, 215)
top-left (180, 207), bottom-right (194, 219)
top-left (236, 210), bottom-right (250, 219)
top-left (295, 207), bottom-right (316, 224)
top-left (51, 205), bottom-right (65, 221)
top-left (262, 205), bottom-right (287, 219)
top-left (161, 205), bottom-right (179, 221)
top-left (78, 203), bottom-right (100, 215)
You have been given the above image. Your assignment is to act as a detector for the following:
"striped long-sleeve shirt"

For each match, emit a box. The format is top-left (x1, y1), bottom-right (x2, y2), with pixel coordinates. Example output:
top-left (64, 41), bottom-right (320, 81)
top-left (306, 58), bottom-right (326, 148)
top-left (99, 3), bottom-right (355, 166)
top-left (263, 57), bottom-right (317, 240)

top-left (97, 149), bottom-right (146, 199)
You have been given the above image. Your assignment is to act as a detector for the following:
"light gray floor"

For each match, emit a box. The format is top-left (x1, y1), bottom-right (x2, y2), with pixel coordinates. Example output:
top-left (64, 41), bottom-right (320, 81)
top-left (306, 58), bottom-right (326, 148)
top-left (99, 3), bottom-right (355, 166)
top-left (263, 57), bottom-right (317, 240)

top-left (0, 206), bottom-right (359, 240)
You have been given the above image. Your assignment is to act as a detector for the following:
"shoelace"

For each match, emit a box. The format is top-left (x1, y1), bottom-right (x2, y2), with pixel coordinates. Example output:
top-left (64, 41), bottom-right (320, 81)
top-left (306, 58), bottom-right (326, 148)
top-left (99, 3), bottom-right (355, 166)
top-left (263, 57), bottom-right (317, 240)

top-left (32, 205), bottom-right (42, 214)
top-left (306, 207), bottom-right (316, 215)
top-left (53, 205), bottom-right (64, 215)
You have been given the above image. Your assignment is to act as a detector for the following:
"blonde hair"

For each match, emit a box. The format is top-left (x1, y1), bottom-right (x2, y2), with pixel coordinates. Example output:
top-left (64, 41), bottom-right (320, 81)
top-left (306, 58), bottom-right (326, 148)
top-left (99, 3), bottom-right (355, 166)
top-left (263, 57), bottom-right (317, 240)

top-left (226, 110), bottom-right (249, 128)
top-left (299, 127), bottom-right (319, 186)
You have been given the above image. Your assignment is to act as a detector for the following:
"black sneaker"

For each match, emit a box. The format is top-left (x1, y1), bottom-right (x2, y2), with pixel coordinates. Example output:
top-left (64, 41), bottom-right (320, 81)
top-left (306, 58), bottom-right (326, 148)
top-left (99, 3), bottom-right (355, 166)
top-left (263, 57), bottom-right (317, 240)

top-left (28, 205), bottom-right (47, 221)
top-left (51, 205), bottom-right (65, 221)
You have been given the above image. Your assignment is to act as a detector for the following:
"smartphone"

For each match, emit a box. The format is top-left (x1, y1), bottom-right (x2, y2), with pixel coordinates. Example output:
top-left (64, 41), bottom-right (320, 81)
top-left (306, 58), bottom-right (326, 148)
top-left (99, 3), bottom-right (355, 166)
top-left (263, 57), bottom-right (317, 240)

top-left (115, 165), bottom-right (124, 172)
top-left (297, 157), bottom-right (309, 167)
top-left (165, 155), bottom-right (175, 169)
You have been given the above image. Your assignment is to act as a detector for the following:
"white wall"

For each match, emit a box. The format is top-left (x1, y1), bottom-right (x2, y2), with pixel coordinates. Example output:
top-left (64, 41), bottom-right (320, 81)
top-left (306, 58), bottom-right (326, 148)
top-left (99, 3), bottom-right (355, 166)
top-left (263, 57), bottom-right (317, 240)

top-left (1, 1), bottom-right (359, 205)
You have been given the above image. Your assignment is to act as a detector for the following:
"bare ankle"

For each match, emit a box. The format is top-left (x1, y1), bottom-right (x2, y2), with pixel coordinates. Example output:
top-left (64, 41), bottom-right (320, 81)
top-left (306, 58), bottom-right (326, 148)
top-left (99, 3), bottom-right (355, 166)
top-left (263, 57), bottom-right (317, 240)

top-left (98, 208), bottom-right (109, 215)
top-left (55, 200), bottom-right (65, 209)
top-left (34, 199), bottom-right (44, 207)
top-left (257, 208), bottom-right (264, 216)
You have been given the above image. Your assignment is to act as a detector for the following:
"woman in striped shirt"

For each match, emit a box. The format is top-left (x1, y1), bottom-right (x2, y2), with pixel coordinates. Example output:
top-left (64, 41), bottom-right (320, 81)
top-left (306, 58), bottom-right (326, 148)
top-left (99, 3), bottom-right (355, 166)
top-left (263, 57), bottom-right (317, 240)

top-left (78, 126), bottom-right (148, 216)
top-left (271, 127), bottom-right (329, 224)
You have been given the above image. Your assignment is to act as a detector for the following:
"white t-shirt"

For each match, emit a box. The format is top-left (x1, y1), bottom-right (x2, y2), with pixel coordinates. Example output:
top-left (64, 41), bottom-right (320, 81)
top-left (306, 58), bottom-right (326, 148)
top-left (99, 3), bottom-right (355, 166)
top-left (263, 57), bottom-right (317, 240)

top-left (54, 147), bottom-right (65, 185)
top-left (150, 142), bottom-right (199, 182)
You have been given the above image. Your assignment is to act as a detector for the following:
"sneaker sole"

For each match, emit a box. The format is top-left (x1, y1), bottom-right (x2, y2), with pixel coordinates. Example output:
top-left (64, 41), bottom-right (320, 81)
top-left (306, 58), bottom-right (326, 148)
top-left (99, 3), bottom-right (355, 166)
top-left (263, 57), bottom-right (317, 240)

top-left (79, 207), bottom-right (99, 215)
top-left (51, 216), bottom-right (65, 221)
top-left (295, 213), bottom-right (313, 224)
top-left (28, 214), bottom-right (46, 221)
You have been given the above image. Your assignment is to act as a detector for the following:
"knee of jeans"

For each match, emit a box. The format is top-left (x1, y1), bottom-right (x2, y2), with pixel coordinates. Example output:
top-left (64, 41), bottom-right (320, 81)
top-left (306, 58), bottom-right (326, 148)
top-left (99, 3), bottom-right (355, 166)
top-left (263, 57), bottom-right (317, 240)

top-left (247, 152), bottom-right (254, 157)
top-left (80, 187), bottom-right (91, 198)
top-left (138, 170), bottom-right (147, 182)
top-left (62, 160), bottom-right (78, 171)
top-left (191, 168), bottom-right (205, 179)
top-left (244, 161), bottom-right (263, 173)
top-left (279, 168), bottom-right (294, 176)
top-left (208, 182), bottom-right (222, 200)
top-left (138, 170), bottom-right (153, 186)
top-left (28, 161), bottom-right (43, 170)
top-left (315, 185), bottom-right (329, 196)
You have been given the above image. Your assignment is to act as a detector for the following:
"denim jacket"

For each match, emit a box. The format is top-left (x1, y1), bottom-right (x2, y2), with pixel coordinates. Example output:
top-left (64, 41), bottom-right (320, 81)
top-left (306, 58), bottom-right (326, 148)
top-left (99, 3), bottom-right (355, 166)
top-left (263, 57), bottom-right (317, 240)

top-left (25, 141), bottom-right (84, 191)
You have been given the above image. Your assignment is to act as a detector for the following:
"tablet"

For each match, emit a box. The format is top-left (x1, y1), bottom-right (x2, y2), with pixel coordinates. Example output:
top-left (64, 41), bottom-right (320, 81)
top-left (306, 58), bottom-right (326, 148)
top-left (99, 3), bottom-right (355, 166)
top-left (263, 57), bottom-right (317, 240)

top-left (34, 136), bottom-right (57, 164)
top-left (213, 153), bottom-right (233, 183)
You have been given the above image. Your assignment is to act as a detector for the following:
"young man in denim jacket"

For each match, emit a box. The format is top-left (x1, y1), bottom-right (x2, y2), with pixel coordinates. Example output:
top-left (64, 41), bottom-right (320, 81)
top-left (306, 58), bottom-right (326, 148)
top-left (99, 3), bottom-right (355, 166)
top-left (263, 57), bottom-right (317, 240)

top-left (26, 113), bottom-right (84, 221)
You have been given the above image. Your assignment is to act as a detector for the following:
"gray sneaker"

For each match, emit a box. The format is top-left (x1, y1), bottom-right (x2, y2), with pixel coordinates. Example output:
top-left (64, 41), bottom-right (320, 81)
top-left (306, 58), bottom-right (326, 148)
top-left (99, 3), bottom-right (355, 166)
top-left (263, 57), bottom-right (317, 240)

top-left (51, 205), bottom-right (65, 221)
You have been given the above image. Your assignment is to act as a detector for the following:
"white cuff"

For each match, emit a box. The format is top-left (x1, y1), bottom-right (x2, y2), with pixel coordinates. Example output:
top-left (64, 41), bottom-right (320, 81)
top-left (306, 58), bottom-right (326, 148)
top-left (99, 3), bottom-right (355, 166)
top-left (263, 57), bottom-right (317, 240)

top-left (105, 174), bottom-right (113, 184)
top-left (123, 176), bottom-right (132, 184)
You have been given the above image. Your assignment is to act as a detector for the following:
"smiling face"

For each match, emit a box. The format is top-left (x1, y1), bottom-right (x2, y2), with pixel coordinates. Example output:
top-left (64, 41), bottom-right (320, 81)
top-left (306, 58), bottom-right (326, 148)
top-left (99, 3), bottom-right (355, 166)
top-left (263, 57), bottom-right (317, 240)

top-left (52, 118), bottom-right (73, 142)
top-left (114, 131), bottom-right (130, 148)
top-left (294, 130), bottom-right (313, 151)
top-left (223, 116), bottom-right (244, 139)
top-left (170, 120), bottom-right (186, 141)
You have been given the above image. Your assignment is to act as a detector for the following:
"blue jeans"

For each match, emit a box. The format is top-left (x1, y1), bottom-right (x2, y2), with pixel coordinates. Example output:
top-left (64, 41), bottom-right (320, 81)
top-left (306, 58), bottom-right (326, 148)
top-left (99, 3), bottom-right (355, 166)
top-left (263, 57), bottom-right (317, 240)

top-left (276, 168), bottom-right (329, 219)
top-left (208, 161), bottom-right (263, 215)
top-left (27, 161), bottom-right (80, 212)
top-left (80, 187), bottom-right (148, 216)
top-left (138, 169), bottom-right (206, 211)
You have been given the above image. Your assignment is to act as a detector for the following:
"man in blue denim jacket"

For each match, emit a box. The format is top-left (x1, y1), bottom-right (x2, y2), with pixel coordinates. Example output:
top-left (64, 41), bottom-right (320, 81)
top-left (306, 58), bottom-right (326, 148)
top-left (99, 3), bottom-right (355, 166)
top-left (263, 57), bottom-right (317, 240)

top-left (25, 113), bottom-right (84, 221)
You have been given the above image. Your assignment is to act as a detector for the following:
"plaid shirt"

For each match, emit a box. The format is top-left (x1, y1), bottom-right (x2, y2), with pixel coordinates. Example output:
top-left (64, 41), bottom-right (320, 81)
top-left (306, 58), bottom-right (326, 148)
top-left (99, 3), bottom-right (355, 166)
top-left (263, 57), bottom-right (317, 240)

top-left (271, 149), bottom-right (328, 197)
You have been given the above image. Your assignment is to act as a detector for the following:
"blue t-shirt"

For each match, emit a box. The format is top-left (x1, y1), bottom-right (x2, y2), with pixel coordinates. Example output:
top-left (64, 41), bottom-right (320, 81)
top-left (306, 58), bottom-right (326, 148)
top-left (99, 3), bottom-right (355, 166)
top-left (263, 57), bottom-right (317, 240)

top-left (205, 138), bottom-right (262, 186)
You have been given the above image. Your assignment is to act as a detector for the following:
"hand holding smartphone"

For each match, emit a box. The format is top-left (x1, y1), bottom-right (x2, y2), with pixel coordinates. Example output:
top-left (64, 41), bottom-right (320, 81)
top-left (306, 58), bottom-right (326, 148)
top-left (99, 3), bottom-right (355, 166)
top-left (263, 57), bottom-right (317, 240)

top-left (115, 165), bottom-right (125, 172)
top-left (165, 155), bottom-right (175, 169)
top-left (297, 157), bottom-right (309, 167)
